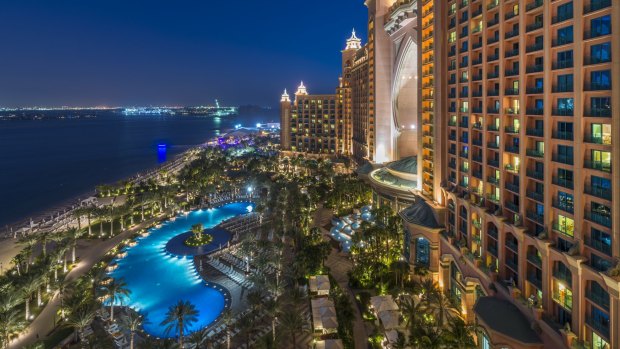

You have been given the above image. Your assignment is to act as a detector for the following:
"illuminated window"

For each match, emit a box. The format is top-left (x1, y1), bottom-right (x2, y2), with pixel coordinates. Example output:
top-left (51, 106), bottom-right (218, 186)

top-left (557, 215), bottom-right (574, 237)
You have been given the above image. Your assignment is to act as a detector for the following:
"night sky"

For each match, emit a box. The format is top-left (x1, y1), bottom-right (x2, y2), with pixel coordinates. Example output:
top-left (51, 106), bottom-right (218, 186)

top-left (0, 1), bottom-right (368, 108)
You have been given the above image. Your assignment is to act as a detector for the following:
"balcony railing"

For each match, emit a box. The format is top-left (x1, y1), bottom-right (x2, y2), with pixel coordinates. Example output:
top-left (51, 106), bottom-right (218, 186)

top-left (527, 274), bottom-right (542, 290)
top-left (584, 185), bottom-right (612, 200)
top-left (584, 210), bottom-right (612, 228)
top-left (505, 182), bottom-right (520, 193)
top-left (552, 85), bottom-right (573, 93)
top-left (526, 42), bottom-right (543, 53)
top-left (553, 59), bottom-right (574, 70)
top-left (526, 64), bottom-right (543, 73)
top-left (552, 108), bottom-right (574, 117)
top-left (552, 131), bottom-right (574, 141)
top-left (584, 83), bottom-right (611, 91)
top-left (584, 108), bottom-right (611, 118)
top-left (505, 88), bottom-right (519, 96)
top-left (526, 0), bottom-right (543, 11)
top-left (526, 149), bottom-right (544, 158)
top-left (487, 142), bottom-right (499, 149)
top-left (526, 128), bottom-right (544, 137)
top-left (584, 160), bottom-right (612, 173)
top-left (552, 37), bottom-right (573, 47)
top-left (552, 154), bottom-right (574, 165)
top-left (488, 160), bottom-right (500, 168)
top-left (505, 145), bottom-right (519, 154)
top-left (526, 22), bottom-right (543, 32)
top-left (584, 0), bottom-right (611, 14)
top-left (552, 176), bottom-right (574, 190)
top-left (584, 56), bottom-right (612, 65)
top-left (526, 87), bottom-right (544, 94)
top-left (505, 201), bottom-right (519, 213)
top-left (526, 210), bottom-right (544, 224)
top-left (553, 199), bottom-right (574, 214)
top-left (487, 176), bottom-right (500, 185)
top-left (584, 236), bottom-right (612, 256)
top-left (586, 315), bottom-right (610, 339)
top-left (527, 191), bottom-right (544, 202)
top-left (527, 170), bottom-right (544, 181)
top-left (552, 12), bottom-right (573, 24)
top-left (505, 28), bottom-right (520, 39)
top-left (526, 108), bottom-right (544, 116)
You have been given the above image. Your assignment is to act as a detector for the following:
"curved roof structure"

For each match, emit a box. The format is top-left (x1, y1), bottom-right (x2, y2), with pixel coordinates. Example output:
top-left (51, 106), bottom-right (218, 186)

top-left (399, 195), bottom-right (441, 228)
top-left (387, 156), bottom-right (417, 174)
top-left (356, 162), bottom-right (375, 176)
top-left (474, 297), bottom-right (542, 345)
top-left (371, 168), bottom-right (417, 189)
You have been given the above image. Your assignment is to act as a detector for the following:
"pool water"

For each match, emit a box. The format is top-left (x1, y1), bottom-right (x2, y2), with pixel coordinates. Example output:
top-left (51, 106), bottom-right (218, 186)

top-left (108, 202), bottom-right (254, 338)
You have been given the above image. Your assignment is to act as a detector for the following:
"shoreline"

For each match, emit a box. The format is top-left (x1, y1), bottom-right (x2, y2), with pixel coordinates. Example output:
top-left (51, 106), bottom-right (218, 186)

top-left (1, 130), bottom-right (234, 238)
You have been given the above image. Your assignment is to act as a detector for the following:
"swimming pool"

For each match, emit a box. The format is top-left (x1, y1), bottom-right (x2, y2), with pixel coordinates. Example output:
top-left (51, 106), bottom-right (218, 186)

top-left (107, 202), bottom-right (254, 338)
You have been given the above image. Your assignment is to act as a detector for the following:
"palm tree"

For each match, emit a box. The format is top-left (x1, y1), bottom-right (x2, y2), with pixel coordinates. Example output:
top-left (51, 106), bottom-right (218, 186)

top-left (191, 223), bottom-right (203, 240)
top-left (187, 327), bottom-right (211, 349)
top-left (160, 300), bottom-right (199, 348)
top-left (21, 273), bottom-right (42, 320)
top-left (102, 279), bottom-right (131, 321)
top-left (65, 306), bottom-right (96, 345)
top-left (443, 318), bottom-right (479, 349)
top-left (121, 310), bottom-right (147, 349)
top-left (427, 291), bottom-right (459, 328)
top-left (0, 309), bottom-right (25, 349)
top-left (220, 309), bottom-right (233, 349)
top-left (264, 298), bottom-right (279, 342)
top-left (66, 227), bottom-right (85, 263)
top-left (237, 314), bottom-right (256, 349)
top-left (280, 308), bottom-right (305, 349)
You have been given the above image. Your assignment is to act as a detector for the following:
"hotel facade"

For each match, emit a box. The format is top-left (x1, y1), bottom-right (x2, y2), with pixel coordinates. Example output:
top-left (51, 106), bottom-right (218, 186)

top-left (281, 0), bottom-right (619, 347)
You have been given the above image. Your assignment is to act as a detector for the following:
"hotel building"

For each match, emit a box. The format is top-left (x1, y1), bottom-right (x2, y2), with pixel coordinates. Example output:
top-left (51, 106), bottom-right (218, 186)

top-left (279, 82), bottom-right (347, 156)
top-left (383, 0), bottom-right (620, 348)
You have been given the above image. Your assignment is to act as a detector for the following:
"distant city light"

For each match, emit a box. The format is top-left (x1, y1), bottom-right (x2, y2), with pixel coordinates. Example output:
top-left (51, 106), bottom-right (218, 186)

top-left (256, 123), bottom-right (262, 128)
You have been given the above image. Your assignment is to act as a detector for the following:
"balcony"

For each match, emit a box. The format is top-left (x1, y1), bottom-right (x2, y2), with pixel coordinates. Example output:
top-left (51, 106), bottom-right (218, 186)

top-left (527, 191), bottom-right (544, 202)
top-left (488, 17), bottom-right (499, 27)
top-left (487, 194), bottom-right (500, 204)
top-left (505, 11), bottom-right (518, 21)
top-left (526, 210), bottom-right (545, 224)
top-left (487, 71), bottom-right (499, 79)
top-left (526, 108), bottom-right (544, 116)
top-left (585, 316), bottom-right (610, 339)
top-left (527, 274), bottom-right (543, 290)
top-left (472, 154), bottom-right (483, 163)
top-left (487, 37), bottom-right (499, 45)
top-left (553, 199), bottom-right (574, 214)
top-left (505, 50), bottom-right (519, 59)
top-left (472, 106), bottom-right (483, 113)
top-left (526, 87), bottom-right (543, 94)
top-left (487, 107), bottom-right (499, 114)
top-left (472, 139), bottom-right (483, 146)
top-left (487, 176), bottom-right (500, 185)
top-left (505, 28), bottom-right (520, 39)
top-left (552, 154), bottom-right (574, 165)
top-left (585, 210), bottom-right (612, 228)
top-left (505, 126), bottom-right (519, 134)
top-left (459, 121), bottom-right (469, 128)
top-left (552, 37), bottom-right (573, 47)
top-left (487, 125), bottom-right (499, 132)
top-left (552, 131), bottom-right (574, 141)
top-left (505, 88), bottom-right (519, 96)
top-left (584, 83), bottom-right (611, 91)
top-left (526, 64), bottom-right (543, 74)
top-left (552, 85), bottom-right (573, 93)
top-left (526, 22), bottom-right (543, 32)
top-left (505, 108), bottom-right (520, 115)
top-left (553, 176), bottom-right (574, 190)
top-left (584, 56), bottom-right (612, 66)
top-left (460, 165), bottom-right (469, 173)
top-left (505, 201), bottom-right (520, 213)
top-left (487, 159), bottom-right (500, 168)
top-left (448, 119), bottom-right (457, 127)
top-left (487, 89), bottom-right (499, 97)
top-left (526, 42), bottom-right (543, 53)
top-left (585, 185), bottom-right (612, 201)
top-left (584, 0), bottom-right (611, 14)
top-left (553, 59), bottom-right (574, 70)
top-left (584, 236), bottom-right (612, 256)
top-left (526, 0), bottom-right (543, 12)
top-left (527, 149), bottom-right (544, 158)
top-left (487, 142), bottom-right (499, 149)
top-left (552, 12), bottom-right (573, 24)
top-left (552, 108), bottom-right (574, 117)
top-left (527, 170), bottom-right (544, 181)
top-left (584, 30), bottom-right (611, 40)
top-left (449, 161), bottom-right (457, 170)
top-left (472, 170), bottom-right (483, 180)
top-left (448, 148), bottom-right (457, 155)
top-left (526, 128), bottom-right (544, 137)
top-left (472, 74), bottom-right (482, 81)
top-left (584, 108), bottom-right (611, 118)
top-left (505, 182), bottom-right (520, 193)
top-left (505, 145), bottom-right (519, 154)
top-left (487, 245), bottom-right (498, 257)
top-left (506, 258), bottom-right (519, 272)
top-left (584, 160), bottom-right (612, 173)
top-left (472, 123), bottom-right (483, 130)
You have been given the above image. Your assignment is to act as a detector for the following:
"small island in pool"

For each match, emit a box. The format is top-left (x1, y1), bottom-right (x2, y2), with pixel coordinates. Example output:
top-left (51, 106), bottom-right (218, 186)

top-left (166, 227), bottom-right (232, 257)
top-left (185, 223), bottom-right (214, 247)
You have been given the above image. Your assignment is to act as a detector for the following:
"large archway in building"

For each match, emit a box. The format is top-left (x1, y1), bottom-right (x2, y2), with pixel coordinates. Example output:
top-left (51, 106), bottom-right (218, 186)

top-left (392, 36), bottom-right (419, 160)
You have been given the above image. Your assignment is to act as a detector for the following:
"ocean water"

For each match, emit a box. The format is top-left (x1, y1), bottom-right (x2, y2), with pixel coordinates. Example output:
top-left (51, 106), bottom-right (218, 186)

top-left (108, 202), bottom-right (254, 337)
top-left (0, 111), bottom-right (271, 228)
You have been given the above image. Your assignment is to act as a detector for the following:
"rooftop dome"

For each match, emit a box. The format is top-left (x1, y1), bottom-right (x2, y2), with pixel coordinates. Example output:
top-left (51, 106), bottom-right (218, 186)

top-left (356, 162), bottom-right (375, 175)
top-left (399, 195), bottom-right (441, 228)
top-left (387, 156), bottom-right (417, 175)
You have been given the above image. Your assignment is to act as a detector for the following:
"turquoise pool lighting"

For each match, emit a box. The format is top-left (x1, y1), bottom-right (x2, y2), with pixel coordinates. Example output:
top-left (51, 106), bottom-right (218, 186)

top-left (107, 202), bottom-right (254, 338)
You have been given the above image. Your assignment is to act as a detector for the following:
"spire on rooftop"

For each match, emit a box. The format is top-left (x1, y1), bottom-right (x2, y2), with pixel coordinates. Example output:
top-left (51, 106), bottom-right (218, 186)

top-left (281, 89), bottom-right (290, 102)
top-left (345, 28), bottom-right (362, 50)
top-left (295, 81), bottom-right (308, 95)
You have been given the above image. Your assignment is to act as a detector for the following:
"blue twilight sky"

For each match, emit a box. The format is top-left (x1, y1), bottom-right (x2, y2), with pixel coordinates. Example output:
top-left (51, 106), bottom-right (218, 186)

top-left (0, 0), bottom-right (368, 108)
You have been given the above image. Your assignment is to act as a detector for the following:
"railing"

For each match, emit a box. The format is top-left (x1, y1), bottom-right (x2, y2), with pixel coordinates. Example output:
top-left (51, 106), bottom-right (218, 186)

top-left (526, 108), bottom-right (544, 116)
top-left (505, 182), bottom-right (520, 193)
top-left (553, 199), bottom-right (574, 214)
top-left (553, 176), bottom-right (574, 190)
top-left (552, 38), bottom-right (573, 47)
top-left (552, 131), bottom-right (574, 141)
top-left (505, 145), bottom-right (519, 154)
top-left (552, 108), bottom-right (574, 117)
top-left (552, 153), bottom-right (574, 165)
top-left (527, 191), bottom-right (544, 203)
top-left (553, 59), bottom-right (574, 70)
top-left (505, 201), bottom-right (520, 213)
top-left (487, 160), bottom-right (500, 168)
top-left (584, 236), bottom-right (612, 256)
top-left (526, 87), bottom-right (543, 94)
top-left (526, 64), bottom-right (543, 73)
top-left (505, 88), bottom-right (519, 96)
top-left (526, 128), bottom-right (544, 137)
top-left (526, 42), bottom-right (543, 53)
top-left (584, 108), bottom-right (611, 118)
top-left (526, 149), bottom-right (544, 158)
top-left (528, 274), bottom-right (542, 290)
top-left (584, 0), bottom-right (611, 14)
top-left (552, 12), bottom-right (573, 24)
top-left (584, 160), bottom-right (612, 173)
top-left (527, 170), bottom-right (544, 181)
top-left (586, 315), bottom-right (610, 339)
top-left (584, 82), bottom-right (611, 91)
top-left (487, 176), bottom-right (500, 185)
top-left (584, 185), bottom-right (612, 200)
top-left (552, 85), bottom-right (574, 93)
top-left (526, 0), bottom-right (543, 11)
top-left (585, 210), bottom-right (612, 228)
top-left (526, 22), bottom-right (543, 32)
top-left (526, 210), bottom-right (544, 224)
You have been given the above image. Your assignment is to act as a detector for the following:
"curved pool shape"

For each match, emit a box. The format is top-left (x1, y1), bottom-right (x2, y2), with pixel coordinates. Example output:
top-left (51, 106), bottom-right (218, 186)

top-left (108, 202), bottom-right (254, 338)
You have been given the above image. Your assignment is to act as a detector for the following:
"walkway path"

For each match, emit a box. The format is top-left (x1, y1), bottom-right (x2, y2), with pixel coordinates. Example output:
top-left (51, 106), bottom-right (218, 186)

top-left (312, 205), bottom-right (368, 349)
top-left (9, 216), bottom-right (163, 349)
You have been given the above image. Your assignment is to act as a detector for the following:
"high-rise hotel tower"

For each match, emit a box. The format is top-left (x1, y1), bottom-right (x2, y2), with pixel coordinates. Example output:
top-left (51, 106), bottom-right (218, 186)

top-left (394, 0), bottom-right (620, 348)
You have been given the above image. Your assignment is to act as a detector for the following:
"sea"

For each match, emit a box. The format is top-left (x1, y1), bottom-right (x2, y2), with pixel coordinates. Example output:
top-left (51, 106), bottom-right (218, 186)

top-left (0, 109), bottom-right (275, 228)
